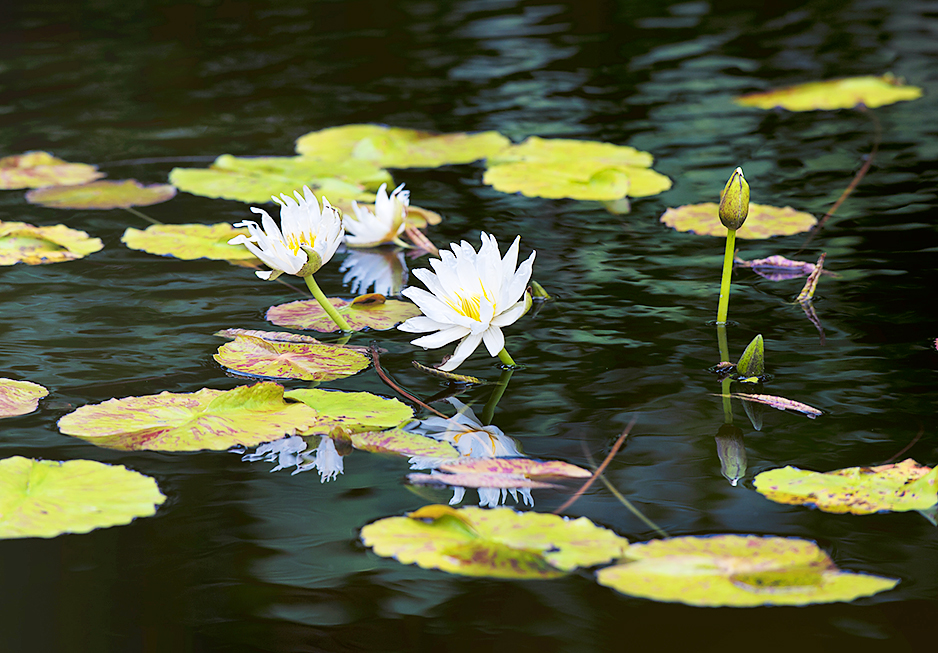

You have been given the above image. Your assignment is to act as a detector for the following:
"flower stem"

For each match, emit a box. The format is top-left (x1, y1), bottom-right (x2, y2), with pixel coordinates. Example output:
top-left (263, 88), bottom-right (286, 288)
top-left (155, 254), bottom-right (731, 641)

top-left (482, 368), bottom-right (513, 425)
top-left (303, 274), bottom-right (353, 332)
top-left (496, 347), bottom-right (516, 367)
top-left (716, 228), bottom-right (736, 324)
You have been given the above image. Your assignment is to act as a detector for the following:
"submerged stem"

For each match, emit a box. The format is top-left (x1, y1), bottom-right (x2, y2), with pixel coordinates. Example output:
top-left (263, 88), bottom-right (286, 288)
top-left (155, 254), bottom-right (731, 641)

top-left (481, 368), bottom-right (513, 425)
top-left (303, 274), bottom-right (353, 332)
top-left (716, 228), bottom-right (736, 324)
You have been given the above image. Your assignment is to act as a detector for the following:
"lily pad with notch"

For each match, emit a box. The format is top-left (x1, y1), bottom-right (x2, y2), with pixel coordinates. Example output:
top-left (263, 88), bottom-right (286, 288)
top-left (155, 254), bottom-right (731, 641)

top-left (266, 293), bottom-right (421, 332)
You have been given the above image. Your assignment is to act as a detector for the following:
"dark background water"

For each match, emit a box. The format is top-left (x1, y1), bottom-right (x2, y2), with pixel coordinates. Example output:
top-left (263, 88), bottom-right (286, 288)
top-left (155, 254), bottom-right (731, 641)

top-left (1, 0), bottom-right (937, 650)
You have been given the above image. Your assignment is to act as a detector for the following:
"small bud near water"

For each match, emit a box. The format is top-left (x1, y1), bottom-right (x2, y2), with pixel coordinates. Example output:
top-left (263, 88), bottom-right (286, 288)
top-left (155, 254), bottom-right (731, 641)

top-left (719, 167), bottom-right (750, 230)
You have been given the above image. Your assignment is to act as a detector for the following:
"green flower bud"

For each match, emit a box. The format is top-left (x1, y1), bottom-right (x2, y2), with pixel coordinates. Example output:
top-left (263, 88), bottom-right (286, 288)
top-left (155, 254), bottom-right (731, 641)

top-left (718, 167), bottom-right (750, 230)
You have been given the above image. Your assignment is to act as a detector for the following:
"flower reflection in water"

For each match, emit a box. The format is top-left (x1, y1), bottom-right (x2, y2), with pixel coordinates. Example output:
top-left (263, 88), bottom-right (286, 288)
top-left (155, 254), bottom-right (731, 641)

top-left (242, 435), bottom-right (345, 483)
top-left (339, 247), bottom-right (408, 297)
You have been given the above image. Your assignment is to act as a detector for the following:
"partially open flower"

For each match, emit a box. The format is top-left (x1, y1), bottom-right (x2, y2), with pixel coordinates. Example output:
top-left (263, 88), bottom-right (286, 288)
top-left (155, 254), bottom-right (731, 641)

top-left (229, 186), bottom-right (343, 280)
top-left (344, 183), bottom-right (409, 248)
top-left (719, 167), bottom-right (750, 230)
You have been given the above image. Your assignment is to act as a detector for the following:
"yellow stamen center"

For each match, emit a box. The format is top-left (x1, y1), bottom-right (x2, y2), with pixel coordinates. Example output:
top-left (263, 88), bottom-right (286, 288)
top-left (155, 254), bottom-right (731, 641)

top-left (285, 232), bottom-right (313, 255)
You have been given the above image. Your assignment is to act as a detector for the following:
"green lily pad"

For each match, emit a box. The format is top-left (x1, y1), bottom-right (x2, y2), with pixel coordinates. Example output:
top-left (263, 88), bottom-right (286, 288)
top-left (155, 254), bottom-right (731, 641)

top-left (266, 295), bottom-right (421, 332)
top-left (25, 179), bottom-right (176, 209)
top-left (438, 458), bottom-right (592, 479)
top-left (597, 535), bottom-right (897, 607)
top-left (122, 223), bottom-right (261, 262)
top-left (295, 124), bottom-right (511, 168)
top-left (0, 457), bottom-right (166, 539)
top-left (169, 154), bottom-right (391, 204)
top-left (735, 74), bottom-right (923, 111)
top-left (350, 428), bottom-right (460, 460)
top-left (214, 335), bottom-right (369, 381)
top-left (283, 388), bottom-right (413, 436)
top-left (660, 202), bottom-right (817, 239)
top-left (0, 379), bottom-right (49, 418)
top-left (57, 381), bottom-right (319, 451)
top-left (361, 505), bottom-right (629, 579)
top-left (754, 459), bottom-right (938, 515)
top-left (483, 136), bottom-right (672, 200)
top-left (408, 472), bottom-right (558, 489)
top-left (0, 151), bottom-right (104, 190)
top-left (0, 221), bottom-right (103, 266)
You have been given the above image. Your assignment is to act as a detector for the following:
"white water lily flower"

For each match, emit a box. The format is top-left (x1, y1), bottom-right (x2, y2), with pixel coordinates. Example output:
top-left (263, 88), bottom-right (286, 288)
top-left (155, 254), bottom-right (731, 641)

top-left (398, 232), bottom-right (535, 371)
top-left (344, 182), bottom-right (409, 247)
top-left (229, 185), bottom-right (343, 281)
top-left (339, 248), bottom-right (408, 297)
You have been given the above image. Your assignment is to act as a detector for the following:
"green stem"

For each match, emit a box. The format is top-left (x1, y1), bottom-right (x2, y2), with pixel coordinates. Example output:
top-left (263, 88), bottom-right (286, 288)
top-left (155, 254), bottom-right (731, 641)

top-left (721, 376), bottom-right (734, 425)
top-left (717, 323), bottom-right (730, 364)
top-left (716, 228), bottom-right (736, 324)
top-left (497, 347), bottom-right (516, 367)
top-left (482, 368), bottom-right (513, 425)
top-left (123, 206), bottom-right (162, 225)
top-left (303, 274), bottom-right (353, 332)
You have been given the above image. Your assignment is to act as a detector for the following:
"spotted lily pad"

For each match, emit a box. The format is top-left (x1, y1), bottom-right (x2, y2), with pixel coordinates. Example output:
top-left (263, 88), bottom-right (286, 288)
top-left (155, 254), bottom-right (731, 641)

top-left (266, 295), bottom-right (421, 332)
top-left (597, 535), bottom-right (897, 606)
top-left (735, 74), bottom-right (923, 111)
top-left (57, 382), bottom-right (319, 451)
top-left (0, 221), bottom-right (103, 266)
top-left (169, 154), bottom-right (391, 204)
top-left (350, 428), bottom-right (460, 459)
top-left (661, 202), bottom-right (817, 239)
top-left (438, 458), bottom-right (591, 479)
top-left (0, 151), bottom-right (104, 189)
top-left (754, 459), bottom-right (938, 515)
top-left (214, 335), bottom-right (369, 381)
top-left (25, 179), bottom-right (176, 209)
top-left (361, 505), bottom-right (629, 579)
top-left (295, 124), bottom-right (511, 168)
top-left (283, 389), bottom-right (413, 436)
top-left (122, 223), bottom-right (260, 262)
top-left (0, 457), bottom-right (166, 539)
top-left (484, 136), bottom-right (672, 200)
top-left (214, 329), bottom-right (323, 344)
top-left (0, 379), bottom-right (49, 418)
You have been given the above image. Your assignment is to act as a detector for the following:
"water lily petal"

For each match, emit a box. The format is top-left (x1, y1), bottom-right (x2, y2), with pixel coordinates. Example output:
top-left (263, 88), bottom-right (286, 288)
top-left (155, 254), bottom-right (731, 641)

top-left (440, 332), bottom-right (484, 371)
top-left (411, 325), bottom-right (472, 349)
top-left (481, 325), bottom-right (505, 356)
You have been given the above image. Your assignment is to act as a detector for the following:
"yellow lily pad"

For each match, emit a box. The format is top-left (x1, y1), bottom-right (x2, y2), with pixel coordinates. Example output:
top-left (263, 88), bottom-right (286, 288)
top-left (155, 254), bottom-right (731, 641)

top-left (0, 151), bottom-right (104, 189)
top-left (122, 223), bottom-right (261, 262)
top-left (213, 335), bottom-right (369, 382)
top-left (169, 154), bottom-right (391, 204)
top-left (25, 179), bottom-right (176, 209)
top-left (0, 221), bottom-right (103, 266)
top-left (0, 457), bottom-right (166, 539)
top-left (660, 202), bottom-right (817, 239)
top-left (350, 428), bottom-right (459, 460)
top-left (57, 382), bottom-right (319, 451)
top-left (754, 459), bottom-right (938, 515)
top-left (266, 295), bottom-right (421, 332)
top-left (597, 535), bottom-right (897, 607)
top-left (0, 379), bottom-right (49, 418)
top-left (361, 505), bottom-right (629, 579)
top-left (735, 74), bottom-right (923, 111)
top-left (283, 389), bottom-right (413, 435)
top-left (295, 124), bottom-right (511, 168)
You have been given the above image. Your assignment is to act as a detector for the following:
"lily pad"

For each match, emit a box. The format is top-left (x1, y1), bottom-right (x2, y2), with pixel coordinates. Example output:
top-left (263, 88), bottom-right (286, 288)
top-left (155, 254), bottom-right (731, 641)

top-left (122, 223), bottom-right (261, 262)
top-left (483, 136), bottom-right (672, 200)
top-left (0, 379), bottom-right (49, 418)
top-left (438, 458), bottom-right (591, 479)
top-left (169, 154), bottom-right (391, 204)
top-left (361, 505), bottom-right (629, 579)
top-left (0, 151), bottom-right (104, 189)
top-left (408, 472), bottom-right (557, 490)
top-left (350, 428), bottom-right (459, 459)
top-left (735, 74), bottom-right (923, 111)
top-left (25, 179), bottom-right (176, 209)
top-left (214, 335), bottom-right (369, 381)
top-left (0, 221), bottom-right (103, 266)
top-left (597, 535), bottom-right (897, 607)
top-left (266, 296), bottom-right (421, 332)
top-left (214, 328), bottom-right (323, 344)
top-left (754, 459), bottom-right (938, 515)
top-left (283, 389), bottom-right (413, 435)
top-left (57, 382), bottom-right (319, 451)
top-left (661, 203), bottom-right (817, 239)
top-left (0, 457), bottom-right (166, 539)
top-left (295, 124), bottom-right (511, 168)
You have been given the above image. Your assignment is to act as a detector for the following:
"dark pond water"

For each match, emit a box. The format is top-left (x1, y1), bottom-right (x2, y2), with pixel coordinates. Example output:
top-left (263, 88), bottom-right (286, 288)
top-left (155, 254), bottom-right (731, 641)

top-left (2, 0), bottom-right (937, 650)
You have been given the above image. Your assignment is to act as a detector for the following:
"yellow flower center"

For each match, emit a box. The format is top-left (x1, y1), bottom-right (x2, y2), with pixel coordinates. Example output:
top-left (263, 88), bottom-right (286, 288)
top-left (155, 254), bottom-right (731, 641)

top-left (449, 293), bottom-right (482, 320)
top-left (285, 232), bottom-right (313, 255)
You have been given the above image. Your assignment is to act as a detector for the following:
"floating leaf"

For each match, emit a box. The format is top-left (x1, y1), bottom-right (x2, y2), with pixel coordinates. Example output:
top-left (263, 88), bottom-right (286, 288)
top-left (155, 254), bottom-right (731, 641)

top-left (266, 296), bottom-right (421, 332)
top-left (57, 382), bottom-right (319, 451)
top-left (0, 151), bottom-right (104, 189)
top-left (284, 389), bottom-right (413, 435)
top-left (122, 223), bottom-right (260, 262)
top-left (754, 459), bottom-right (938, 515)
top-left (350, 428), bottom-right (460, 459)
top-left (0, 221), bottom-right (103, 266)
top-left (25, 179), bottom-right (176, 209)
top-left (295, 124), bottom-right (511, 168)
top-left (736, 334), bottom-right (765, 377)
top-left (597, 535), bottom-right (897, 606)
top-left (169, 154), bottom-right (391, 204)
top-left (736, 254), bottom-right (818, 281)
top-left (661, 203), bottom-right (817, 239)
top-left (214, 328), bottom-right (322, 344)
top-left (408, 472), bottom-right (557, 489)
top-left (735, 74), bottom-right (923, 111)
top-left (730, 393), bottom-right (822, 418)
top-left (483, 162), bottom-right (632, 201)
top-left (438, 458), bottom-right (591, 479)
top-left (0, 457), bottom-right (166, 539)
top-left (0, 379), bottom-right (49, 418)
top-left (214, 335), bottom-right (369, 381)
top-left (361, 505), bottom-right (629, 578)
top-left (795, 253), bottom-right (827, 303)
top-left (411, 361), bottom-right (486, 385)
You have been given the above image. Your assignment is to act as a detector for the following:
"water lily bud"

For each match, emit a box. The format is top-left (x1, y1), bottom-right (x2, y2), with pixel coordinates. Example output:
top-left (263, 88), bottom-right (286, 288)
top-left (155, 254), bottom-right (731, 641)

top-left (718, 167), bottom-right (750, 230)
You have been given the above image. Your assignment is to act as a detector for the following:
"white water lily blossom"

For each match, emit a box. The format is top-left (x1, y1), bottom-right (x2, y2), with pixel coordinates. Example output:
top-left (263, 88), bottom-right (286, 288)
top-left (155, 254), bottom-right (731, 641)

top-left (229, 185), bottom-right (343, 281)
top-left (398, 232), bottom-right (535, 371)
top-left (344, 182), bottom-right (409, 247)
